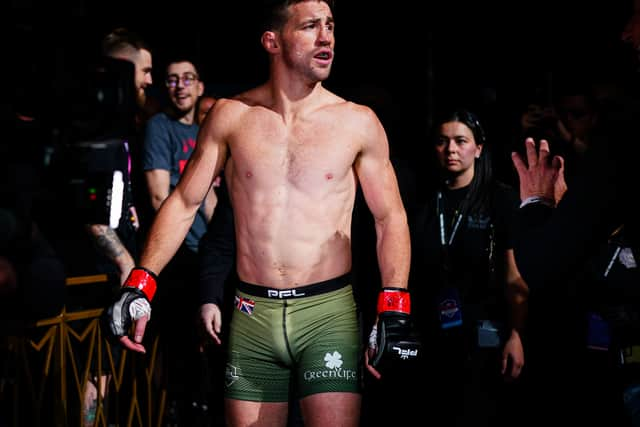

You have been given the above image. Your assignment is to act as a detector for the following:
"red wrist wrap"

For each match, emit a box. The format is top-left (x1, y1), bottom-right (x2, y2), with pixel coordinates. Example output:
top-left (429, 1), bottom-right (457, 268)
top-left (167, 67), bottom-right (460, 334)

top-left (377, 288), bottom-right (411, 314)
top-left (124, 267), bottom-right (157, 301)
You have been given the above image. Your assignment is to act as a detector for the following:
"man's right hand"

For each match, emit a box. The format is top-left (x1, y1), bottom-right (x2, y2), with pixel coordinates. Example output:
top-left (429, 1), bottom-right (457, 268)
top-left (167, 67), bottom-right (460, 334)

top-left (104, 267), bottom-right (157, 353)
top-left (511, 138), bottom-right (566, 205)
top-left (199, 303), bottom-right (223, 350)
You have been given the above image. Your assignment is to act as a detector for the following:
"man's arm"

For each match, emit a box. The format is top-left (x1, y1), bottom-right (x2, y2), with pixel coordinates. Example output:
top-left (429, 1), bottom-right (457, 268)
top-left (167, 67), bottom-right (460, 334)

top-left (139, 101), bottom-right (230, 273)
top-left (202, 184), bottom-right (218, 223)
top-left (503, 249), bottom-right (527, 379)
top-left (145, 169), bottom-right (171, 211)
top-left (354, 107), bottom-right (418, 379)
top-left (510, 137), bottom-right (618, 290)
top-left (143, 116), bottom-right (173, 211)
top-left (198, 178), bottom-right (235, 346)
top-left (86, 224), bottom-right (135, 285)
top-left (106, 100), bottom-right (231, 352)
top-left (354, 108), bottom-right (410, 287)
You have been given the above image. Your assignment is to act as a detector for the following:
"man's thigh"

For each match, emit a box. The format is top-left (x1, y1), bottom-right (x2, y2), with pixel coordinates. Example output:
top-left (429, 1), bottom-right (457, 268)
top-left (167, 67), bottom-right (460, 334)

top-left (225, 399), bottom-right (288, 427)
top-left (300, 392), bottom-right (361, 427)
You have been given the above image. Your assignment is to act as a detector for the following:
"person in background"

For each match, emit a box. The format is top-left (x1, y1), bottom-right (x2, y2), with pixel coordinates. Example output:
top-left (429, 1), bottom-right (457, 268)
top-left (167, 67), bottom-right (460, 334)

top-left (86, 27), bottom-right (153, 287)
top-left (510, 3), bottom-right (640, 419)
top-left (81, 27), bottom-right (153, 427)
top-left (409, 108), bottom-right (527, 426)
top-left (142, 57), bottom-right (217, 424)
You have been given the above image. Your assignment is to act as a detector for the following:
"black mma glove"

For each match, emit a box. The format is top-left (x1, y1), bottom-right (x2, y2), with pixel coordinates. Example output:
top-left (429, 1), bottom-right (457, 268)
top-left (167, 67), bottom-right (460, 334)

top-left (368, 287), bottom-right (421, 371)
top-left (104, 267), bottom-right (157, 339)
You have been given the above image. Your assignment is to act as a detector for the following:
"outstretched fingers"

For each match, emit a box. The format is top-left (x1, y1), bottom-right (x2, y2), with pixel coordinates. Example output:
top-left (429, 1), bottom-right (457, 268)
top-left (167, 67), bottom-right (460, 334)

top-left (537, 139), bottom-right (551, 164)
top-left (511, 151), bottom-right (527, 175)
top-left (524, 137), bottom-right (538, 167)
top-left (512, 138), bottom-right (555, 173)
top-left (552, 154), bottom-right (568, 204)
top-left (552, 154), bottom-right (564, 171)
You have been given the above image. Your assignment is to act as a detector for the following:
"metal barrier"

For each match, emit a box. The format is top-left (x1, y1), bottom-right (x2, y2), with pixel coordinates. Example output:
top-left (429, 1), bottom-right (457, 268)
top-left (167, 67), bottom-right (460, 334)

top-left (1, 274), bottom-right (166, 427)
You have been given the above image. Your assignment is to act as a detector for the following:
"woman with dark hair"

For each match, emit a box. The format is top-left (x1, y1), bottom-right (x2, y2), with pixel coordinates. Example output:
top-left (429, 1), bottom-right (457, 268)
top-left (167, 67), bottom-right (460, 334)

top-left (410, 108), bottom-right (528, 426)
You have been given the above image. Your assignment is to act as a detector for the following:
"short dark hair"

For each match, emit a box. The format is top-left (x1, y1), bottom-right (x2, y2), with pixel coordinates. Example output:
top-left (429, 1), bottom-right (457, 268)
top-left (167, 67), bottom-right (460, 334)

top-left (260, 0), bottom-right (335, 32)
top-left (164, 57), bottom-right (202, 78)
top-left (102, 27), bottom-right (150, 57)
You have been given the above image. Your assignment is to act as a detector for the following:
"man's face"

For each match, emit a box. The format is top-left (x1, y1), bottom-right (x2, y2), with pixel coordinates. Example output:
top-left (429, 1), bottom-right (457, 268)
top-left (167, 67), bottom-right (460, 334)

top-left (165, 61), bottom-right (203, 115)
top-left (110, 47), bottom-right (152, 108)
top-left (132, 49), bottom-right (153, 108)
top-left (277, 0), bottom-right (335, 82)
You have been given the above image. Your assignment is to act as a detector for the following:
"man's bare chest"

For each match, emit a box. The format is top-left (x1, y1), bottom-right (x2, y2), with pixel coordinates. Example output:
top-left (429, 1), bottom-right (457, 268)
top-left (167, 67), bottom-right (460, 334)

top-left (230, 123), bottom-right (358, 183)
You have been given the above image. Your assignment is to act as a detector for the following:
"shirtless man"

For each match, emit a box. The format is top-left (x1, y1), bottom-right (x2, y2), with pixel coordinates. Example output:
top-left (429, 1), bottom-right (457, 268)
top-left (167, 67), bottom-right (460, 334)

top-left (105, 1), bottom-right (414, 425)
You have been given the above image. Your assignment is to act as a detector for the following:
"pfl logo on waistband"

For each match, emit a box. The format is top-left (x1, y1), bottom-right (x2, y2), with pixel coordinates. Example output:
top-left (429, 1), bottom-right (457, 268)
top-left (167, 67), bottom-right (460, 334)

top-left (267, 289), bottom-right (306, 298)
top-left (393, 346), bottom-right (419, 360)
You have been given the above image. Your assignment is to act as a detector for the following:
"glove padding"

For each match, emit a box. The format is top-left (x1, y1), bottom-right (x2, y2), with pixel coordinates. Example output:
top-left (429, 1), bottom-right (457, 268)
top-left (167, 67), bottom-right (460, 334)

top-left (104, 287), bottom-right (152, 338)
top-left (369, 311), bottom-right (421, 370)
top-left (103, 267), bottom-right (156, 340)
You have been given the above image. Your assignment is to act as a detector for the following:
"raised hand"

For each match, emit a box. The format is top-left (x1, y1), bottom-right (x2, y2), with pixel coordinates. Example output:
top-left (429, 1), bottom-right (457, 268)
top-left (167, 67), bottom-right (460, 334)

top-left (511, 138), bottom-right (566, 206)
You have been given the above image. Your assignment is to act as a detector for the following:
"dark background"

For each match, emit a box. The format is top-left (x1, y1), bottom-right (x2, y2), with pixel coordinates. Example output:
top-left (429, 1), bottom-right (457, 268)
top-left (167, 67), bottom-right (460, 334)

top-left (3, 0), bottom-right (635, 161)
top-left (6, 0), bottom-right (498, 158)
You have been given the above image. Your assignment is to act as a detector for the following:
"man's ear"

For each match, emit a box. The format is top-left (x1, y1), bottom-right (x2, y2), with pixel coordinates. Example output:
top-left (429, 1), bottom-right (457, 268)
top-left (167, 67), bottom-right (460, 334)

top-left (261, 31), bottom-right (279, 53)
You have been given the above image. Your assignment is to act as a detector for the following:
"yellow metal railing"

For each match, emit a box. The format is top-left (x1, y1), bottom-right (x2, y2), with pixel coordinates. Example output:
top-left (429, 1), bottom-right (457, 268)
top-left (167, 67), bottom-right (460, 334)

top-left (1, 274), bottom-right (166, 426)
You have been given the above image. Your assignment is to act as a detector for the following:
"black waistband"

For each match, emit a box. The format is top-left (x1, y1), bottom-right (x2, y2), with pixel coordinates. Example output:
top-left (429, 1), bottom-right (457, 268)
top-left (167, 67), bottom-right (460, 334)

top-left (237, 273), bottom-right (351, 299)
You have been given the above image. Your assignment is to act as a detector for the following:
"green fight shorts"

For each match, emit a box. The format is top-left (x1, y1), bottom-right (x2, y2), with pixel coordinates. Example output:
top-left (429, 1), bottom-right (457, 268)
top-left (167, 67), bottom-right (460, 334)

top-left (224, 273), bottom-right (362, 402)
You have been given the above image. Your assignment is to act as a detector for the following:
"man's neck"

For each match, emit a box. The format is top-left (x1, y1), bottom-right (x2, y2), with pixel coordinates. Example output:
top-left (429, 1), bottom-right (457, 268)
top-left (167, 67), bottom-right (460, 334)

top-left (267, 65), bottom-right (327, 118)
top-left (170, 107), bottom-right (195, 125)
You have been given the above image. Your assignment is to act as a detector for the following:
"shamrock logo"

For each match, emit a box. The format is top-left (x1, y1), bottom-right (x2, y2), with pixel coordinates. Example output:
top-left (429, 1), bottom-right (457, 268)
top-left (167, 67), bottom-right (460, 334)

top-left (324, 351), bottom-right (343, 369)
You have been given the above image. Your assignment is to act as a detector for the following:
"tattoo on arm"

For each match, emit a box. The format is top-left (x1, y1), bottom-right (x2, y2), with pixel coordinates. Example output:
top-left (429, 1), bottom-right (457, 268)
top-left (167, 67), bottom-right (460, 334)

top-left (89, 225), bottom-right (125, 260)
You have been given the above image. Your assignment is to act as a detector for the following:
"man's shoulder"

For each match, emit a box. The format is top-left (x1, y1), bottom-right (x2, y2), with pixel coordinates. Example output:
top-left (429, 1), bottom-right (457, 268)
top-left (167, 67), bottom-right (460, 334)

top-left (228, 84), bottom-right (270, 108)
top-left (320, 95), bottom-right (378, 127)
top-left (146, 111), bottom-right (172, 127)
top-left (209, 94), bottom-right (263, 122)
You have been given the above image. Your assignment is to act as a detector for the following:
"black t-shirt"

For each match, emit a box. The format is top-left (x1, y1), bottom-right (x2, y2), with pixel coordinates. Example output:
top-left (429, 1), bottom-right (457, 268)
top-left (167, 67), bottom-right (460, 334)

top-left (410, 181), bottom-right (519, 336)
top-left (198, 177), bottom-right (237, 308)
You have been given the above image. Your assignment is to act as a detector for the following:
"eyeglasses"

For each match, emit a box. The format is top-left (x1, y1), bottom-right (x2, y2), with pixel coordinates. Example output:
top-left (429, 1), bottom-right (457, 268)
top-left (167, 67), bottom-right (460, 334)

top-left (165, 73), bottom-right (198, 88)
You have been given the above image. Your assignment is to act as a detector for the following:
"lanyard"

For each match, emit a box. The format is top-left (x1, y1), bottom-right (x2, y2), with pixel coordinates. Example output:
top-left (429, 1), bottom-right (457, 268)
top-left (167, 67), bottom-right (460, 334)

top-left (437, 191), bottom-right (463, 247)
top-left (603, 225), bottom-right (625, 278)
top-left (123, 140), bottom-right (131, 182)
top-left (604, 246), bottom-right (621, 278)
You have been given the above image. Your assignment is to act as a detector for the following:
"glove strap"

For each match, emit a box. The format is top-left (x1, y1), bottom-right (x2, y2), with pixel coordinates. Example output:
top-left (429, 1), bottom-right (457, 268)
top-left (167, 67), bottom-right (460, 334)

top-left (377, 287), bottom-right (411, 314)
top-left (123, 267), bottom-right (158, 301)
